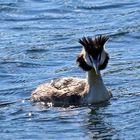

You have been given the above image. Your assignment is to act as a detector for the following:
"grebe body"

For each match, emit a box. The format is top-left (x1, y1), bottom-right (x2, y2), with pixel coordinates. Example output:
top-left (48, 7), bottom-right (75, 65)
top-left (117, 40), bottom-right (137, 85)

top-left (31, 35), bottom-right (112, 106)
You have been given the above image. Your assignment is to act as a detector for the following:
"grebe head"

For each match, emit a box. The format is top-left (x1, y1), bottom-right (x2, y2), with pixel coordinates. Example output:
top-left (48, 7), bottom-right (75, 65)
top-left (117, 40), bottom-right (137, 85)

top-left (77, 35), bottom-right (109, 75)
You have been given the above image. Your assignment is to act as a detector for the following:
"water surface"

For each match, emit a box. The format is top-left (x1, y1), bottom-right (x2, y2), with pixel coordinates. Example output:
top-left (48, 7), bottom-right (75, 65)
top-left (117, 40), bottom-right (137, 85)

top-left (0, 0), bottom-right (140, 139)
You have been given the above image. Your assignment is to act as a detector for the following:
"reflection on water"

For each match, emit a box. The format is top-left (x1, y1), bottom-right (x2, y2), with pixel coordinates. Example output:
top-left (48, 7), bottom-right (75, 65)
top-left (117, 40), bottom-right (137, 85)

top-left (0, 0), bottom-right (140, 139)
top-left (85, 107), bottom-right (116, 139)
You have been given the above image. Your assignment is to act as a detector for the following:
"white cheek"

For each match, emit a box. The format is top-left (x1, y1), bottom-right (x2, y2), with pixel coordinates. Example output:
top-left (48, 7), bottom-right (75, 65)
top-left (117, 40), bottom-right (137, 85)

top-left (85, 53), bottom-right (92, 66)
top-left (100, 49), bottom-right (106, 65)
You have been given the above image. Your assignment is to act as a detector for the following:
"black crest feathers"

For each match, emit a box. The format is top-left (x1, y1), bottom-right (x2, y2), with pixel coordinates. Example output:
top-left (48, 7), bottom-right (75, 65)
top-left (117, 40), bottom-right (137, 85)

top-left (79, 35), bottom-right (109, 58)
top-left (94, 35), bottom-right (109, 48)
top-left (79, 35), bottom-right (109, 49)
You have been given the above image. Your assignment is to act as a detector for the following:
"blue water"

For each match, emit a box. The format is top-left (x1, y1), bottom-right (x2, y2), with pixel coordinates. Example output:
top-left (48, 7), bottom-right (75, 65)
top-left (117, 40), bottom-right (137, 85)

top-left (0, 0), bottom-right (140, 139)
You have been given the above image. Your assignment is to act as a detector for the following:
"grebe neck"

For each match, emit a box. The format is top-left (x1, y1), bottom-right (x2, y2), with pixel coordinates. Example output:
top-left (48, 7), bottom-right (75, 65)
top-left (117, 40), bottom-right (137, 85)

top-left (84, 69), bottom-right (110, 104)
top-left (87, 69), bottom-right (102, 88)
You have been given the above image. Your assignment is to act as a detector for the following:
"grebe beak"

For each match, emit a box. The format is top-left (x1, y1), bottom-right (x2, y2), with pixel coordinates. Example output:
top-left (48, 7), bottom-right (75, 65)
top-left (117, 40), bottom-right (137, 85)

top-left (88, 54), bottom-right (100, 75)
top-left (92, 59), bottom-right (100, 75)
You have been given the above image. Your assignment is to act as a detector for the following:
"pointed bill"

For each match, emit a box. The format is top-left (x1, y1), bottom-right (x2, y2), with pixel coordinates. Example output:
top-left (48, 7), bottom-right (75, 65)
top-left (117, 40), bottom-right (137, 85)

top-left (92, 59), bottom-right (100, 75)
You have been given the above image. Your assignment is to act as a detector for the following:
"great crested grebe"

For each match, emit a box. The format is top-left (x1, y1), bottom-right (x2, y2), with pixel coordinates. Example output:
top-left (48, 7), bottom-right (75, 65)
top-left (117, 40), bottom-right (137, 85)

top-left (31, 35), bottom-right (112, 106)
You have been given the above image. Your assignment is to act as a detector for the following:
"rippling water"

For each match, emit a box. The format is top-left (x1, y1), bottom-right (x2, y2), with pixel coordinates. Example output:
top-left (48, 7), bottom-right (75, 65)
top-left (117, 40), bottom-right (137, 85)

top-left (0, 0), bottom-right (140, 139)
